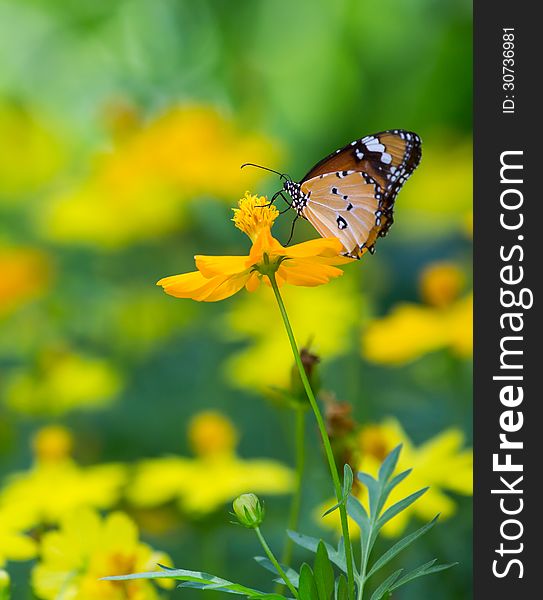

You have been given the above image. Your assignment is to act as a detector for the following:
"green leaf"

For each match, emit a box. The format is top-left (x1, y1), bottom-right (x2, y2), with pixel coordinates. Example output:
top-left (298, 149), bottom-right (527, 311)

top-left (346, 495), bottom-right (370, 545)
top-left (314, 542), bottom-right (334, 600)
top-left (376, 487), bottom-right (429, 530)
top-left (389, 560), bottom-right (458, 591)
top-left (102, 568), bottom-right (272, 598)
top-left (335, 574), bottom-right (348, 600)
top-left (298, 564), bottom-right (319, 600)
top-left (322, 465), bottom-right (354, 518)
top-left (343, 464), bottom-right (354, 497)
top-left (365, 516), bottom-right (439, 580)
top-left (386, 468), bottom-right (412, 491)
top-left (368, 569), bottom-right (403, 600)
top-left (356, 472), bottom-right (380, 517)
top-left (378, 445), bottom-right (402, 483)
top-left (254, 557), bottom-right (300, 588)
top-left (287, 531), bottom-right (346, 574)
top-left (322, 501), bottom-right (342, 518)
top-left (377, 469), bottom-right (412, 516)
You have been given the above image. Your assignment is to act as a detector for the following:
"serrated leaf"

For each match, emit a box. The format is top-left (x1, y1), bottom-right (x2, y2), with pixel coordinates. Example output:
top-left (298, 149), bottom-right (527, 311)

top-left (298, 563), bottom-right (319, 600)
top-left (335, 574), bottom-right (348, 600)
top-left (254, 557), bottom-right (300, 588)
top-left (389, 560), bottom-right (457, 591)
top-left (369, 569), bottom-right (403, 600)
top-left (365, 516), bottom-right (439, 580)
top-left (376, 487), bottom-right (429, 530)
top-left (287, 531), bottom-right (346, 574)
top-left (378, 445), bottom-right (402, 483)
top-left (314, 542), bottom-right (334, 600)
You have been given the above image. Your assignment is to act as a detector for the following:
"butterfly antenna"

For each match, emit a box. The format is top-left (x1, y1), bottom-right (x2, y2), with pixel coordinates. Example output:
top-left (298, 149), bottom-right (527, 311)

top-left (241, 163), bottom-right (291, 181)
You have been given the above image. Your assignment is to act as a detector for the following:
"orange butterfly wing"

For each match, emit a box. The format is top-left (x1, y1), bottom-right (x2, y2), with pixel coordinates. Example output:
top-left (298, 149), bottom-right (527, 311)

top-left (301, 171), bottom-right (384, 258)
top-left (297, 130), bottom-right (421, 257)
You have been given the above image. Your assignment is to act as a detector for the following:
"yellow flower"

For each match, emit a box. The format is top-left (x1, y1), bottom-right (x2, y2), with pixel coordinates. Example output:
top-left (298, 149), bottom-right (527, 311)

top-left (42, 105), bottom-right (279, 248)
top-left (127, 411), bottom-right (294, 516)
top-left (0, 426), bottom-right (126, 527)
top-left (188, 410), bottom-right (238, 457)
top-left (223, 273), bottom-right (362, 390)
top-left (231, 191), bottom-right (280, 241)
top-left (0, 504), bottom-right (37, 567)
top-left (0, 246), bottom-right (52, 317)
top-left (320, 418), bottom-right (472, 537)
top-left (362, 261), bottom-right (472, 364)
top-left (158, 192), bottom-right (350, 302)
top-left (419, 262), bottom-right (465, 308)
top-left (4, 349), bottom-right (122, 416)
top-left (32, 508), bottom-right (172, 600)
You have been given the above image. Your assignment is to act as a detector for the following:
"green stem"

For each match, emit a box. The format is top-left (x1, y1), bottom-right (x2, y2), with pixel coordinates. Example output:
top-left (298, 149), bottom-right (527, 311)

top-left (269, 274), bottom-right (356, 600)
top-left (255, 527), bottom-right (299, 599)
top-left (283, 406), bottom-right (306, 566)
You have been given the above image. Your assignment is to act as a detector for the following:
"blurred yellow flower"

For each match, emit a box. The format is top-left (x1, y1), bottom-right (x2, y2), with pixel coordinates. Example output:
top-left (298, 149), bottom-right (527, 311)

top-left (419, 262), bottom-right (465, 308)
top-left (42, 105), bottom-right (279, 248)
top-left (395, 137), bottom-right (472, 237)
top-left (0, 426), bottom-right (126, 527)
top-left (224, 272), bottom-right (361, 390)
top-left (362, 261), bottom-right (472, 364)
top-left (4, 349), bottom-right (123, 416)
top-left (158, 192), bottom-right (350, 302)
top-left (188, 410), bottom-right (238, 457)
top-left (32, 508), bottom-right (172, 600)
top-left (0, 103), bottom-right (65, 200)
top-left (0, 246), bottom-right (52, 317)
top-left (320, 418), bottom-right (472, 538)
top-left (127, 411), bottom-right (294, 516)
top-left (0, 504), bottom-right (37, 567)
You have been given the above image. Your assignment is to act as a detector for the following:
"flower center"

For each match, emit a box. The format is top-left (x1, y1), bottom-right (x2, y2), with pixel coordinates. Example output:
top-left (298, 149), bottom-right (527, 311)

top-left (232, 192), bottom-right (279, 242)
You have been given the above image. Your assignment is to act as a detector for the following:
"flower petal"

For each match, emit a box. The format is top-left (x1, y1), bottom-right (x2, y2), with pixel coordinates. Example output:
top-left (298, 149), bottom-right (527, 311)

top-left (284, 237), bottom-right (347, 259)
top-left (158, 267), bottom-right (251, 302)
top-left (278, 258), bottom-right (345, 287)
top-left (195, 254), bottom-right (251, 278)
top-left (200, 272), bottom-right (251, 302)
top-left (157, 271), bottom-right (221, 299)
top-left (244, 271), bottom-right (261, 292)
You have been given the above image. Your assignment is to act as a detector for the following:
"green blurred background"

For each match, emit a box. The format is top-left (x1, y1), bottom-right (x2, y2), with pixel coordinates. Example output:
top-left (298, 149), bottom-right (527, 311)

top-left (0, 0), bottom-right (472, 598)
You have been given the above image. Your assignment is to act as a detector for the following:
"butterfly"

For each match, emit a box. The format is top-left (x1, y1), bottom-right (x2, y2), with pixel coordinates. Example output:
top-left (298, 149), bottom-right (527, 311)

top-left (244, 130), bottom-right (421, 259)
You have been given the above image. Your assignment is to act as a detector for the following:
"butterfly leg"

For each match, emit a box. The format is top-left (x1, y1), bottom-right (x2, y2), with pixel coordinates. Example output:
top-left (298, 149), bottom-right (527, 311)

top-left (256, 189), bottom-right (283, 208)
top-left (278, 192), bottom-right (293, 214)
top-left (284, 214), bottom-right (299, 246)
